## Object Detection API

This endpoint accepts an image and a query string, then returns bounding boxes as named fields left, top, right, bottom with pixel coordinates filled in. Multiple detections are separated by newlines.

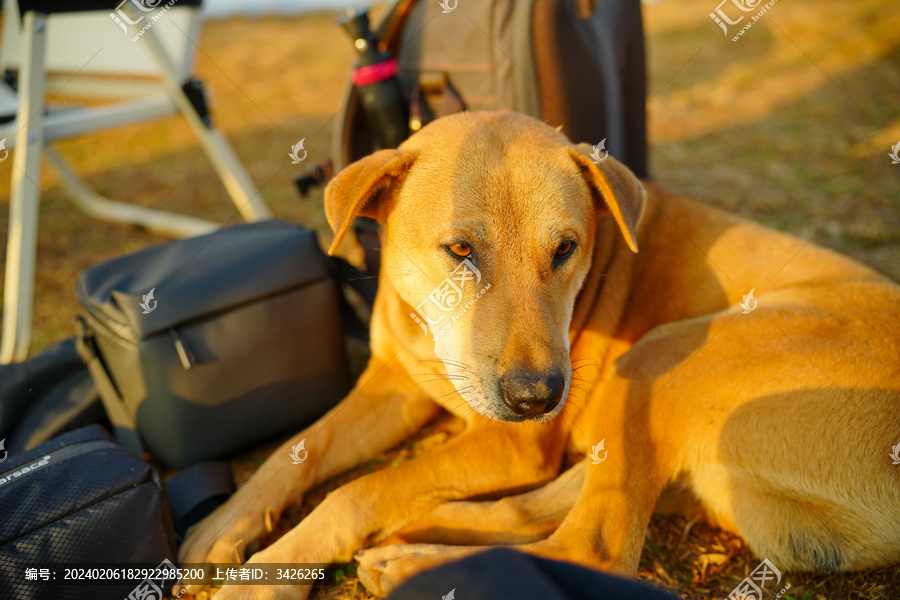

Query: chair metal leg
left=2, top=12, right=48, bottom=363
left=141, top=22, right=272, bottom=223
left=44, top=146, right=220, bottom=239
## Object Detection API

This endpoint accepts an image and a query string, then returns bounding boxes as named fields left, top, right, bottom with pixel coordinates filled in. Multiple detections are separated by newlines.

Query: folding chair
left=0, top=0, right=273, bottom=363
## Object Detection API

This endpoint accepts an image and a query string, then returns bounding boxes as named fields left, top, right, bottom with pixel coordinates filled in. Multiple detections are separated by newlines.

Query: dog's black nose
left=501, top=369, right=565, bottom=419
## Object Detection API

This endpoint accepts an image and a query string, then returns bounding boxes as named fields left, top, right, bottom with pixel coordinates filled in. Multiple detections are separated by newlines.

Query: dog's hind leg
left=390, top=461, right=585, bottom=546
left=724, top=484, right=848, bottom=571
left=703, top=473, right=900, bottom=573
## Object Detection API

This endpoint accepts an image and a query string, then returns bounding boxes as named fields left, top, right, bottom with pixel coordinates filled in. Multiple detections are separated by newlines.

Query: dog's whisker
left=435, top=386, right=473, bottom=402
left=412, top=378, right=464, bottom=389
left=409, top=373, right=466, bottom=381
left=571, top=362, right=593, bottom=372
left=452, top=402, right=472, bottom=415
left=382, top=267, right=412, bottom=275
left=569, top=354, right=595, bottom=363
left=447, top=385, right=473, bottom=396
left=561, top=399, right=585, bottom=423
left=570, top=358, right=602, bottom=370
left=409, top=358, right=477, bottom=376
left=570, top=360, right=600, bottom=367
left=422, top=358, right=475, bottom=371
left=564, top=396, right=583, bottom=411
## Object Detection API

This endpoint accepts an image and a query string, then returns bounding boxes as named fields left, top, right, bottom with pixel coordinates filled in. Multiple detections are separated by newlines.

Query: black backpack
left=335, top=0, right=648, bottom=177
left=317, top=0, right=648, bottom=275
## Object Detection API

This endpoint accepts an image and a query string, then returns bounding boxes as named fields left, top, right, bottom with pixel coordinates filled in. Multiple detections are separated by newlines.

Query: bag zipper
left=0, top=439, right=119, bottom=489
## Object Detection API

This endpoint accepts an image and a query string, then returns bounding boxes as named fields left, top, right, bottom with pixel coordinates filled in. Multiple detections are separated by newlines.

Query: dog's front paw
left=178, top=501, right=259, bottom=565
left=356, top=545, right=420, bottom=597
left=356, top=544, right=481, bottom=597
left=179, top=479, right=288, bottom=565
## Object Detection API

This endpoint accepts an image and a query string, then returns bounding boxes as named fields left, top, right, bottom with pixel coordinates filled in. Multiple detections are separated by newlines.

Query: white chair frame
left=1, top=2, right=272, bottom=363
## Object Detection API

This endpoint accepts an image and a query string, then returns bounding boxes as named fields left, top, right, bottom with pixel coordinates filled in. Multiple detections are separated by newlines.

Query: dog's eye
left=447, top=243, right=472, bottom=258
left=555, top=240, right=575, bottom=259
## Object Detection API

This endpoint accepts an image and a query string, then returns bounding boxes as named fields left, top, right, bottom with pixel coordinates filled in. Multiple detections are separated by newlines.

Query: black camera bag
left=75, top=220, right=358, bottom=469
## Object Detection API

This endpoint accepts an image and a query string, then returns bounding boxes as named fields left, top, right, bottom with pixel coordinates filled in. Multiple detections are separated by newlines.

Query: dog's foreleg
left=391, top=461, right=584, bottom=546
left=207, top=421, right=564, bottom=599
left=233, top=419, right=564, bottom=566
left=354, top=434, right=663, bottom=597
left=178, top=357, right=440, bottom=566
left=517, top=371, right=669, bottom=575
left=353, top=462, right=584, bottom=596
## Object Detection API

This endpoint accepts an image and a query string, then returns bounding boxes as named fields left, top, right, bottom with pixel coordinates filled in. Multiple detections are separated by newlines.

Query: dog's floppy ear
left=324, top=149, right=418, bottom=255
left=569, top=144, right=647, bottom=252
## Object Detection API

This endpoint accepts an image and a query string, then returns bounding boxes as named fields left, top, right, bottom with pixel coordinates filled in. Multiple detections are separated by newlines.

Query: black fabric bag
left=0, top=339, right=235, bottom=544
left=0, top=338, right=104, bottom=454
left=75, top=220, right=354, bottom=468
left=0, top=424, right=176, bottom=600
left=386, top=547, right=679, bottom=600
left=0, top=338, right=100, bottom=444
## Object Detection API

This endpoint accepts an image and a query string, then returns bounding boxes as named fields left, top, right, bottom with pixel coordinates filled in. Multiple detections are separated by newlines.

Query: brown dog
left=180, top=111, right=900, bottom=599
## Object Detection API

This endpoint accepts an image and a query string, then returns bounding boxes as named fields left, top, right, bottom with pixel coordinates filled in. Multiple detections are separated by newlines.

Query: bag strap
left=165, top=461, right=235, bottom=542
left=328, top=256, right=377, bottom=341
left=74, top=316, right=146, bottom=457
left=378, top=0, right=418, bottom=56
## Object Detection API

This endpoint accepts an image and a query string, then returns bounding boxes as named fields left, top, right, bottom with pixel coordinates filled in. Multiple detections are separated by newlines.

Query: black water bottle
left=338, top=7, right=409, bottom=148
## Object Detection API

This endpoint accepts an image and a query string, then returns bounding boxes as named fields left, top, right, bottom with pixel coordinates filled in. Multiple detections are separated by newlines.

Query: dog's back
left=602, top=185, right=900, bottom=571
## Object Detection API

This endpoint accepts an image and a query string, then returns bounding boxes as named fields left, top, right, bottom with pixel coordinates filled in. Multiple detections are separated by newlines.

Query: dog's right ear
left=324, top=149, right=418, bottom=255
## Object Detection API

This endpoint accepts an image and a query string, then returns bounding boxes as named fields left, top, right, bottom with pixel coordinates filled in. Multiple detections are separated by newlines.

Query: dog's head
left=325, top=111, right=645, bottom=422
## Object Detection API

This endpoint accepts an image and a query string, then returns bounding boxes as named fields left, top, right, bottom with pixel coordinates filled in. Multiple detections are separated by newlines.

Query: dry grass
left=1, top=0, right=898, bottom=598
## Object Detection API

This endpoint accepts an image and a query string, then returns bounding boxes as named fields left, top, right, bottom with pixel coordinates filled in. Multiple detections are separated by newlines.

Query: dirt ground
left=1, top=0, right=898, bottom=598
